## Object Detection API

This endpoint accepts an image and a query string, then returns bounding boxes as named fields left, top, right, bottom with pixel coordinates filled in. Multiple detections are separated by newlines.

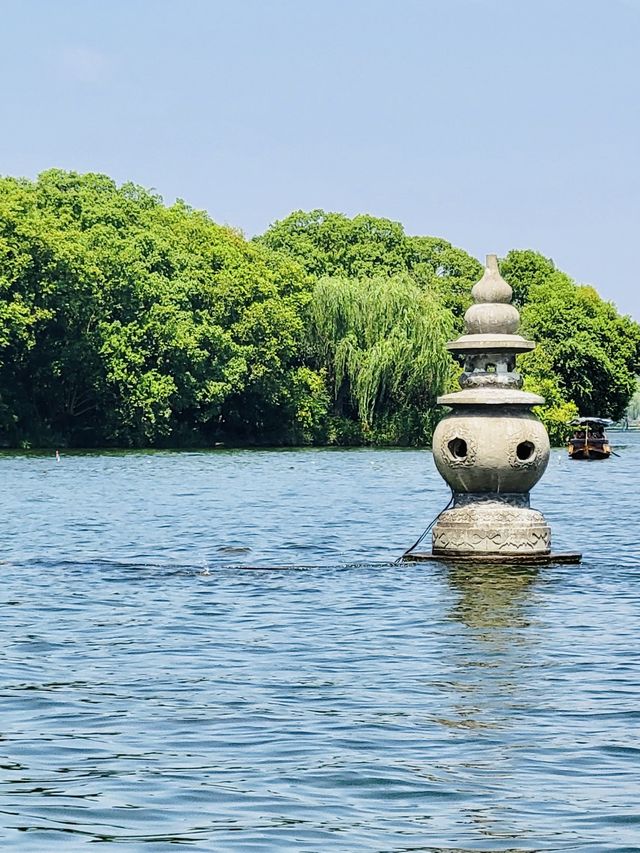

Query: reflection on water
left=446, top=563, right=539, bottom=630
left=0, top=439, right=639, bottom=850
left=441, top=563, right=539, bottom=733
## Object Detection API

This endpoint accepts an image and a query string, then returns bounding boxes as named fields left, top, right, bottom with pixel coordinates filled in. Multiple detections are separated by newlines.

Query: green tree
left=500, top=249, right=556, bottom=307
left=0, top=170, right=321, bottom=447
left=257, top=210, right=481, bottom=323
left=518, top=347, right=579, bottom=444
left=2, top=176, right=637, bottom=449
left=406, top=236, right=482, bottom=324
left=307, top=274, right=454, bottom=444
left=257, top=210, right=409, bottom=279
left=519, top=272, right=640, bottom=422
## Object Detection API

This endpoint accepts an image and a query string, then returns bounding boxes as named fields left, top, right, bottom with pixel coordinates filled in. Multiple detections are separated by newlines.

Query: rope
left=395, top=491, right=454, bottom=563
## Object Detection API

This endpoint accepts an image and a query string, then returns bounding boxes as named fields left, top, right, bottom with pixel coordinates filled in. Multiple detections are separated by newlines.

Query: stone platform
left=402, top=551, right=582, bottom=566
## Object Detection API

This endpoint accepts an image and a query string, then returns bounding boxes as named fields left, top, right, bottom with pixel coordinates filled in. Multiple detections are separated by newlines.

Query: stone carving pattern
left=433, top=527, right=550, bottom=553
left=460, top=372, right=522, bottom=390
left=453, top=493, right=530, bottom=508
left=440, top=426, right=477, bottom=468
left=508, top=443, right=542, bottom=471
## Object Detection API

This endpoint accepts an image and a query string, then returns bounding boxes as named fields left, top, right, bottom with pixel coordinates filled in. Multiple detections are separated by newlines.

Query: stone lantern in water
left=411, top=254, right=580, bottom=564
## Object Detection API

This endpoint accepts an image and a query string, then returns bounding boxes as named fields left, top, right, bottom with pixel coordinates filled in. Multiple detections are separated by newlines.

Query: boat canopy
left=569, top=417, right=614, bottom=427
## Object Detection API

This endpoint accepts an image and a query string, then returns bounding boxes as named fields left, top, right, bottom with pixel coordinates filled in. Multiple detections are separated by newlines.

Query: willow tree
left=308, top=274, right=454, bottom=444
left=626, top=381, right=640, bottom=421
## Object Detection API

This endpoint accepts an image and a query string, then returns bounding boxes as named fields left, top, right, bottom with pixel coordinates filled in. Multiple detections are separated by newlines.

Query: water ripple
left=0, top=442, right=639, bottom=849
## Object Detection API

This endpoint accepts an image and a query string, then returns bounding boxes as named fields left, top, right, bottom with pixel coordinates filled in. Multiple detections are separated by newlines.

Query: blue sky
left=2, top=0, right=638, bottom=317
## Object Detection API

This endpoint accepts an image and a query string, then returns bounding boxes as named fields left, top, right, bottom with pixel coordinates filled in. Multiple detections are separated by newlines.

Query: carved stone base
left=432, top=500, right=551, bottom=557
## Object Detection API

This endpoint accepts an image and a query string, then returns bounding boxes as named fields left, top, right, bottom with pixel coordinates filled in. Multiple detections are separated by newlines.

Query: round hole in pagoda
left=516, top=440, right=535, bottom=461
left=448, top=438, right=468, bottom=459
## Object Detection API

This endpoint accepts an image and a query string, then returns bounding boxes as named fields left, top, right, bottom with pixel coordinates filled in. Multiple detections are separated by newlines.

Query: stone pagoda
left=411, top=254, right=580, bottom=564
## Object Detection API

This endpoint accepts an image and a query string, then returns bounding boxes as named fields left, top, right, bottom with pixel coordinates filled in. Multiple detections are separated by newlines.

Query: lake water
left=0, top=437, right=639, bottom=851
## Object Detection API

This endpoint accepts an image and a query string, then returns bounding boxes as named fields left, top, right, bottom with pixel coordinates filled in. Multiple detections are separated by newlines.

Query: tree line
left=0, top=170, right=638, bottom=448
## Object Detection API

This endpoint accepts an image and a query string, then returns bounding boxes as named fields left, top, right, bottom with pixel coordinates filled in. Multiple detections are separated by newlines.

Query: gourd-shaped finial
left=464, top=254, right=519, bottom=335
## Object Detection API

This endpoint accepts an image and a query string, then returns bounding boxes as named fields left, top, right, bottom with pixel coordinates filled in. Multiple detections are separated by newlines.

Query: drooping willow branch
left=308, top=274, right=453, bottom=426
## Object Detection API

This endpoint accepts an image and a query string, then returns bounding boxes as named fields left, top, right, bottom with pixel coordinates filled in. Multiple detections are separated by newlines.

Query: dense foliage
left=0, top=171, right=320, bottom=446
left=501, top=250, right=640, bottom=433
left=0, top=173, right=638, bottom=448
left=307, top=274, right=453, bottom=444
left=259, top=209, right=482, bottom=323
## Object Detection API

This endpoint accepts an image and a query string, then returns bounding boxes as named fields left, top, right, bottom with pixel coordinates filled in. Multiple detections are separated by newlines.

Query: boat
left=568, top=417, right=614, bottom=460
